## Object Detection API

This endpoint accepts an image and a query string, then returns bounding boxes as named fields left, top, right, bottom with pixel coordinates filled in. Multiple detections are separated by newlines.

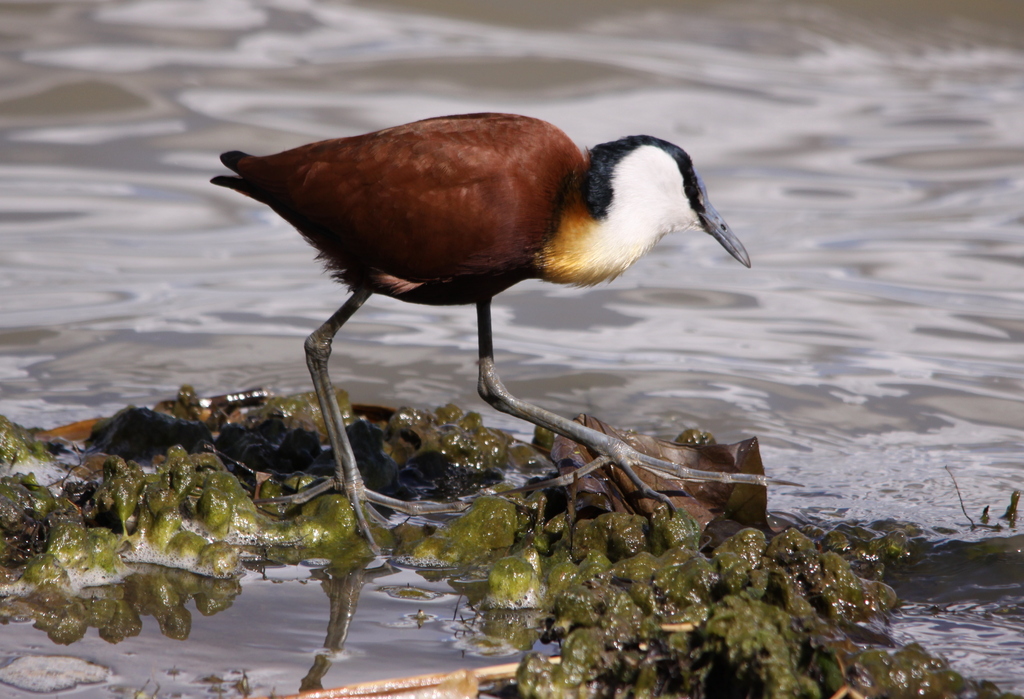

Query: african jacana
left=212, top=113, right=773, bottom=553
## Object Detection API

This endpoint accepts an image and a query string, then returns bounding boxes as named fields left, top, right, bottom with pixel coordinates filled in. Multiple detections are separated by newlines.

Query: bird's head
left=583, top=135, right=751, bottom=269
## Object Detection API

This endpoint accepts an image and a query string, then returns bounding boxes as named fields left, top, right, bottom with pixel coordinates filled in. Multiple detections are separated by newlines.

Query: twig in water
left=945, top=465, right=975, bottom=529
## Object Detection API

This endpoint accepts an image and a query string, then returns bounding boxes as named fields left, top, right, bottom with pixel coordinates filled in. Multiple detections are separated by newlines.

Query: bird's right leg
left=474, top=299, right=796, bottom=504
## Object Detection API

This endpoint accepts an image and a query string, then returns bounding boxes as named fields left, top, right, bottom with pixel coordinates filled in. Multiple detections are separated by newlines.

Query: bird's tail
left=210, top=150, right=254, bottom=194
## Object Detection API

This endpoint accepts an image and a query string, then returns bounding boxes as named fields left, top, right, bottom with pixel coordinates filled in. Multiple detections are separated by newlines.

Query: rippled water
left=2, top=0, right=1023, bottom=695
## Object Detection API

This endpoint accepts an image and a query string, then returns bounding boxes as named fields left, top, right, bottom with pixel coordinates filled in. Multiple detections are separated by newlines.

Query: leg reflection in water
left=299, top=561, right=394, bottom=693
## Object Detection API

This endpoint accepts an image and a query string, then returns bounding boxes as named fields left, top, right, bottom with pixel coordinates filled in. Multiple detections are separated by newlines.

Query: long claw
left=253, top=477, right=337, bottom=506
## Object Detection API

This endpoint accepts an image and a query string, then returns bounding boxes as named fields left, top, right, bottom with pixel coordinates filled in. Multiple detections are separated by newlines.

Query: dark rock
left=215, top=420, right=321, bottom=474
left=399, top=451, right=502, bottom=500
left=214, top=423, right=278, bottom=473
left=90, top=408, right=213, bottom=463
left=346, top=419, right=399, bottom=493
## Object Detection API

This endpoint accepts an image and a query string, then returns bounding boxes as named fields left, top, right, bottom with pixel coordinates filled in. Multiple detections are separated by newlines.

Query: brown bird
left=212, top=113, right=771, bottom=553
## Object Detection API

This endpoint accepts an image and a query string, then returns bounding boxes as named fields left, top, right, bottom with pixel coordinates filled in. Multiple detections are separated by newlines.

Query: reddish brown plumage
left=214, top=113, right=589, bottom=305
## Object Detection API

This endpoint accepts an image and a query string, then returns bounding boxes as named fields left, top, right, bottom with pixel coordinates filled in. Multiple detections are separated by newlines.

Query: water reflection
left=0, top=565, right=241, bottom=646
left=299, top=561, right=381, bottom=692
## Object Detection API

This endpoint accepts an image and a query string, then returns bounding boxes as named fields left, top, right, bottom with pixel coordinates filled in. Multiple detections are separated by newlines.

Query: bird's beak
left=699, top=203, right=751, bottom=268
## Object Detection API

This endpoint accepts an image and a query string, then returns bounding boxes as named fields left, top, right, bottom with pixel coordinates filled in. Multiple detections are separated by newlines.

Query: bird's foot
left=252, top=475, right=381, bottom=553
left=364, top=490, right=471, bottom=516
left=597, top=442, right=679, bottom=510
left=254, top=476, right=338, bottom=506
left=253, top=476, right=469, bottom=555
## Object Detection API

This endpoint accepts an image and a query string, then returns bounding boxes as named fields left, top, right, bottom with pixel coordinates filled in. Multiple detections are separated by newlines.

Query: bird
left=211, top=112, right=773, bottom=554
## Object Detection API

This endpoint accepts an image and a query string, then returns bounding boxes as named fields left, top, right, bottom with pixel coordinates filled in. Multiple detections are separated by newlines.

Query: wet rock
left=216, top=419, right=322, bottom=475
left=214, top=423, right=279, bottom=473
left=344, top=419, right=398, bottom=493
left=398, top=450, right=502, bottom=499
left=90, top=407, right=213, bottom=463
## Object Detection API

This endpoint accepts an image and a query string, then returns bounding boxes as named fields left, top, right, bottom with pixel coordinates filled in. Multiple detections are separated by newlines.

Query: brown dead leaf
left=351, top=404, right=396, bottom=425
left=550, top=414, right=769, bottom=531
left=34, top=418, right=100, bottom=444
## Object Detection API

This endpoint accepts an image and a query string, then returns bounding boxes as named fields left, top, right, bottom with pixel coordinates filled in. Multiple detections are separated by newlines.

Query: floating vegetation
left=0, top=386, right=1022, bottom=698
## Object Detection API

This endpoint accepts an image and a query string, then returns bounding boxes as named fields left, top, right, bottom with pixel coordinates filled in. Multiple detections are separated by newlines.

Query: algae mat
left=0, top=389, right=1021, bottom=698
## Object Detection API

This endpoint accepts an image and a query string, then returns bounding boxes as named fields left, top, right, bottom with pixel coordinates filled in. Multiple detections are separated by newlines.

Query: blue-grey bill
left=700, top=204, right=751, bottom=268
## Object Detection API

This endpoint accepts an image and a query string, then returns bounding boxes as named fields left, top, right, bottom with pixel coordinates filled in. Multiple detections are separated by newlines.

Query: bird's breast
left=539, top=204, right=654, bottom=287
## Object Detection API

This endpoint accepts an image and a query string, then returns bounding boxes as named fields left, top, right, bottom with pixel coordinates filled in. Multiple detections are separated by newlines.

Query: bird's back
left=214, top=114, right=586, bottom=304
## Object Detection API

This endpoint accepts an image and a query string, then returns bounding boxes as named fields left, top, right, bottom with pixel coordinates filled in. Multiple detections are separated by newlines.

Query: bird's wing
left=233, top=114, right=584, bottom=282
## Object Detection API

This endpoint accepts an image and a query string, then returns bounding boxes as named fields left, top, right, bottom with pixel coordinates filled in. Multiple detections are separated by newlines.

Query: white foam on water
left=0, top=655, right=110, bottom=693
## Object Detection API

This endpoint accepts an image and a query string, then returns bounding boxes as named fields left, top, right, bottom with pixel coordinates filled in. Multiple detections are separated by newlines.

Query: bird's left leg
left=301, top=286, right=379, bottom=549
left=259, top=287, right=467, bottom=553
left=474, top=299, right=794, bottom=505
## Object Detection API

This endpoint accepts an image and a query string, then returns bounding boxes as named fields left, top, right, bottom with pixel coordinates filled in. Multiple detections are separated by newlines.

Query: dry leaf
left=551, top=415, right=769, bottom=530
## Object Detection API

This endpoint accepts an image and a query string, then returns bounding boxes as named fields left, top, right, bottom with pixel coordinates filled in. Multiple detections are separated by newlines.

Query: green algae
left=244, top=388, right=355, bottom=435
left=47, top=522, right=121, bottom=576
left=438, top=494, right=989, bottom=697
left=1, top=398, right=1022, bottom=698
left=404, top=495, right=518, bottom=567
left=548, top=517, right=1020, bottom=697
left=1, top=420, right=381, bottom=602
left=464, top=514, right=1014, bottom=699
left=574, top=512, right=649, bottom=562
left=93, top=456, right=144, bottom=532
left=0, top=415, right=51, bottom=467
left=386, top=404, right=510, bottom=474
left=0, top=472, right=61, bottom=523
left=484, top=556, right=543, bottom=609
left=853, top=644, right=964, bottom=699
left=692, top=595, right=827, bottom=699
left=675, top=427, right=716, bottom=446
